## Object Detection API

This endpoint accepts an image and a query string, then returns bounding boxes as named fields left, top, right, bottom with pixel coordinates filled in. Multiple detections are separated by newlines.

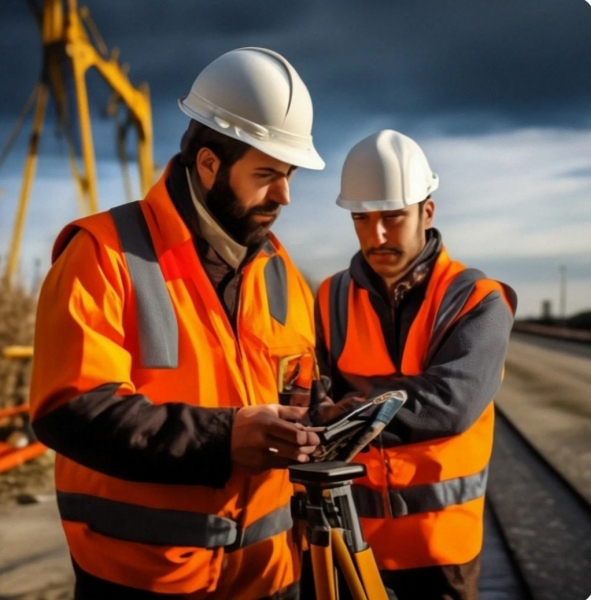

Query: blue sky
left=1, top=0, right=590, bottom=318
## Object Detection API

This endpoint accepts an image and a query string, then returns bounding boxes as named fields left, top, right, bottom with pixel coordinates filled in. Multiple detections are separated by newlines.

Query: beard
left=205, top=167, right=281, bottom=247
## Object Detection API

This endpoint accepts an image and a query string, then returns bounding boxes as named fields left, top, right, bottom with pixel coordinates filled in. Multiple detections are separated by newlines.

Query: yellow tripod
left=290, top=461, right=391, bottom=600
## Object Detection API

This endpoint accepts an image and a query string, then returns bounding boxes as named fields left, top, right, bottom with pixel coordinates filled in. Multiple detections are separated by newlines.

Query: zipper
left=379, top=433, right=393, bottom=519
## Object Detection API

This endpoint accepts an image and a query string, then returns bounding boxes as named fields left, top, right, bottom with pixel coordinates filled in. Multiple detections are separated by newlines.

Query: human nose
left=269, top=177, right=291, bottom=206
left=368, top=219, right=387, bottom=245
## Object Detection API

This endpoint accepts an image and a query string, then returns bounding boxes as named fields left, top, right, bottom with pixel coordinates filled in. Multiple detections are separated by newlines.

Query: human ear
left=423, top=198, right=435, bottom=228
left=196, top=147, right=221, bottom=191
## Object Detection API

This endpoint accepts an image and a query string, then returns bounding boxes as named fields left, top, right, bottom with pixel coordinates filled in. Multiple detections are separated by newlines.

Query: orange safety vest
left=317, top=247, right=515, bottom=570
left=29, top=163, right=317, bottom=598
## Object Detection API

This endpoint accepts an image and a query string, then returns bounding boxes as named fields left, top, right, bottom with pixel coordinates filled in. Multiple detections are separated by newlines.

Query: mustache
left=367, top=246, right=403, bottom=255
left=248, top=202, right=282, bottom=217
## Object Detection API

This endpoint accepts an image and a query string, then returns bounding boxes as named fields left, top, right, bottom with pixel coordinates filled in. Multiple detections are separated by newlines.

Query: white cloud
left=0, top=156, right=141, bottom=280
left=278, top=126, right=591, bottom=318
left=1, top=125, right=590, bottom=319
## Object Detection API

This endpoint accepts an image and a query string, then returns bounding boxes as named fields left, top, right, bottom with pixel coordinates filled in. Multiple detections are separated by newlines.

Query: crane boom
left=3, top=0, right=154, bottom=282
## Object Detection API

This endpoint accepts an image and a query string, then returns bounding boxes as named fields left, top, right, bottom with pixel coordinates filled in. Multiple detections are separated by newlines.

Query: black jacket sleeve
left=364, top=293, right=514, bottom=445
left=31, top=219, right=239, bottom=489
left=33, top=383, right=236, bottom=488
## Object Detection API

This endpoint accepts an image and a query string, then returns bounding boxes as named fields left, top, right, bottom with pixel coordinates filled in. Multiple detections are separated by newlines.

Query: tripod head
left=289, top=461, right=366, bottom=486
left=290, top=461, right=367, bottom=552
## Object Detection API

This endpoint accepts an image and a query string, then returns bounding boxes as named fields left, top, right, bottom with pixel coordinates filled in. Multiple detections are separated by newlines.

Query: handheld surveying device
left=289, top=390, right=406, bottom=600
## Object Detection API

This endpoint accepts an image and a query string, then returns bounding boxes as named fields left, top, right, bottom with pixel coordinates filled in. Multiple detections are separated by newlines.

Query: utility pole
left=559, top=265, right=567, bottom=325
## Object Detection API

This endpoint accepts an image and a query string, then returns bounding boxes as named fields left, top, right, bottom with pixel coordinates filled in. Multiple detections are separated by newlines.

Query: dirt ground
left=0, top=451, right=55, bottom=505
left=495, top=333, right=591, bottom=503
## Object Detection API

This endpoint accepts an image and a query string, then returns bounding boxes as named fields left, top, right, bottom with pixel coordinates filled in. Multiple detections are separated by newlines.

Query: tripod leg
left=332, top=529, right=391, bottom=600
left=311, top=541, right=337, bottom=600
left=331, top=529, right=368, bottom=600
left=354, top=546, right=390, bottom=600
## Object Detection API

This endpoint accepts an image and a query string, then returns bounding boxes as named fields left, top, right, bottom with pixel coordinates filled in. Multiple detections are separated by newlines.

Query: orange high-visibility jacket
left=29, top=162, right=316, bottom=598
left=317, top=246, right=516, bottom=570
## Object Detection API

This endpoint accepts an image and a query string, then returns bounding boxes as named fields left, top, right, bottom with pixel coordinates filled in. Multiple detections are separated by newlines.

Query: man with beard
left=315, top=130, right=516, bottom=600
left=29, top=48, right=324, bottom=600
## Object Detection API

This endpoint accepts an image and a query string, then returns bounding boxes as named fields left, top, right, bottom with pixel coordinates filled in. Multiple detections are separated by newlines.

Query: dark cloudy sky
left=1, top=0, right=590, bottom=317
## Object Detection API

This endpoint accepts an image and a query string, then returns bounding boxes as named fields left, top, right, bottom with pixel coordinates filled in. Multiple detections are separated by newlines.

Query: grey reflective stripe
left=352, top=466, right=488, bottom=518
left=351, top=484, right=386, bottom=518
left=501, top=283, right=518, bottom=313
left=328, top=270, right=351, bottom=364
left=261, top=239, right=275, bottom=255
left=264, top=255, right=288, bottom=325
left=425, top=268, right=484, bottom=364
left=227, top=504, right=293, bottom=553
left=57, top=491, right=237, bottom=548
left=110, top=202, right=178, bottom=369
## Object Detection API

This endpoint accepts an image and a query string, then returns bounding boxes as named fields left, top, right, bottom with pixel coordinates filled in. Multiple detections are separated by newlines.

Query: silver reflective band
left=57, top=491, right=236, bottom=548
left=328, top=269, right=351, bottom=364
left=58, top=492, right=293, bottom=550
left=227, top=504, right=293, bottom=552
left=265, top=254, right=288, bottom=325
left=425, top=268, right=484, bottom=365
left=352, top=467, right=489, bottom=518
left=110, top=202, right=179, bottom=369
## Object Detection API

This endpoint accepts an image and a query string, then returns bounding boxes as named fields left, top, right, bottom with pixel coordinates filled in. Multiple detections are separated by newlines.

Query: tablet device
left=311, top=390, right=407, bottom=463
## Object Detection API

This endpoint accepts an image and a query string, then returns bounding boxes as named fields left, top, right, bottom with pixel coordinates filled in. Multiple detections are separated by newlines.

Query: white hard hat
left=179, top=47, right=325, bottom=170
left=336, top=130, right=438, bottom=212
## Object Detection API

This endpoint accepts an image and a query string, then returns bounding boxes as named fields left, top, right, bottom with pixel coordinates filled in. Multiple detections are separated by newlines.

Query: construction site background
left=0, top=275, right=53, bottom=504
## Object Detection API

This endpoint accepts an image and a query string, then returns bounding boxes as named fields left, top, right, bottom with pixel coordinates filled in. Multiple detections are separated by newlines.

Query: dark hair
left=179, top=120, right=250, bottom=168
left=418, top=197, right=430, bottom=213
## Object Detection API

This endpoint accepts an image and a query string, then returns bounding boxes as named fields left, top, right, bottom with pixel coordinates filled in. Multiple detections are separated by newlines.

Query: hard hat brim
left=336, top=175, right=439, bottom=212
left=179, top=99, right=325, bottom=170
left=336, top=188, right=438, bottom=213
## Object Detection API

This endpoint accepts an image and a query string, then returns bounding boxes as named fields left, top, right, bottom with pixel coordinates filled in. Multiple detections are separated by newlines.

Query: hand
left=231, top=404, right=322, bottom=473
left=308, top=393, right=367, bottom=427
left=278, top=376, right=333, bottom=407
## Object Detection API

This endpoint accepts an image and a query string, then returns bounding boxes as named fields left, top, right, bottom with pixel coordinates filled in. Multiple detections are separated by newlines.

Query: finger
left=276, top=405, right=309, bottom=421
left=266, top=420, right=310, bottom=445
left=297, top=444, right=318, bottom=455
left=303, top=431, right=321, bottom=447
left=265, top=436, right=311, bottom=460
left=295, top=453, right=312, bottom=463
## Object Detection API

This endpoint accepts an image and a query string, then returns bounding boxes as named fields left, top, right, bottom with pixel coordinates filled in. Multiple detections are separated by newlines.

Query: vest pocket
left=268, top=346, right=318, bottom=406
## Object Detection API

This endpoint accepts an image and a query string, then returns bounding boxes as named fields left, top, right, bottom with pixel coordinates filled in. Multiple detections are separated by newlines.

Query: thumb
left=277, top=404, right=309, bottom=422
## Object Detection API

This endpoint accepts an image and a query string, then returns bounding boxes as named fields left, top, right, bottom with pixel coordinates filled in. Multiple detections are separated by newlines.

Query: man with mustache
left=29, top=48, right=324, bottom=600
left=315, top=130, right=516, bottom=600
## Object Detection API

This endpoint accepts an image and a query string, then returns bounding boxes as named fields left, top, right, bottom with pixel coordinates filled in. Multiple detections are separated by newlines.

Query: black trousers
left=300, top=551, right=481, bottom=600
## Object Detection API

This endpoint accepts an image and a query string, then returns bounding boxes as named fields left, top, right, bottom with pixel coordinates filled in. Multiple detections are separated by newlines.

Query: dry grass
left=0, top=275, right=36, bottom=410
left=0, top=273, right=52, bottom=505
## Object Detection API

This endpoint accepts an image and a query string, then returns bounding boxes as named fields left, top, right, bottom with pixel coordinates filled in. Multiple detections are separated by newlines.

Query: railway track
left=485, top=407, right=591, bottom=600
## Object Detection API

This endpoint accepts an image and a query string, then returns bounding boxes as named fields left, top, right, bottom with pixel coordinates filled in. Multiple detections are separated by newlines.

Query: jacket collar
left=185, top=167, right=247, bottom=269
left=142, top=158, right=193, bottom=252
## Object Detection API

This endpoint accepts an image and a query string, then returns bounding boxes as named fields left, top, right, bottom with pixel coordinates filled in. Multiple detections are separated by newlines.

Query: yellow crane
left=1, top=0, right=154, bottom=282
